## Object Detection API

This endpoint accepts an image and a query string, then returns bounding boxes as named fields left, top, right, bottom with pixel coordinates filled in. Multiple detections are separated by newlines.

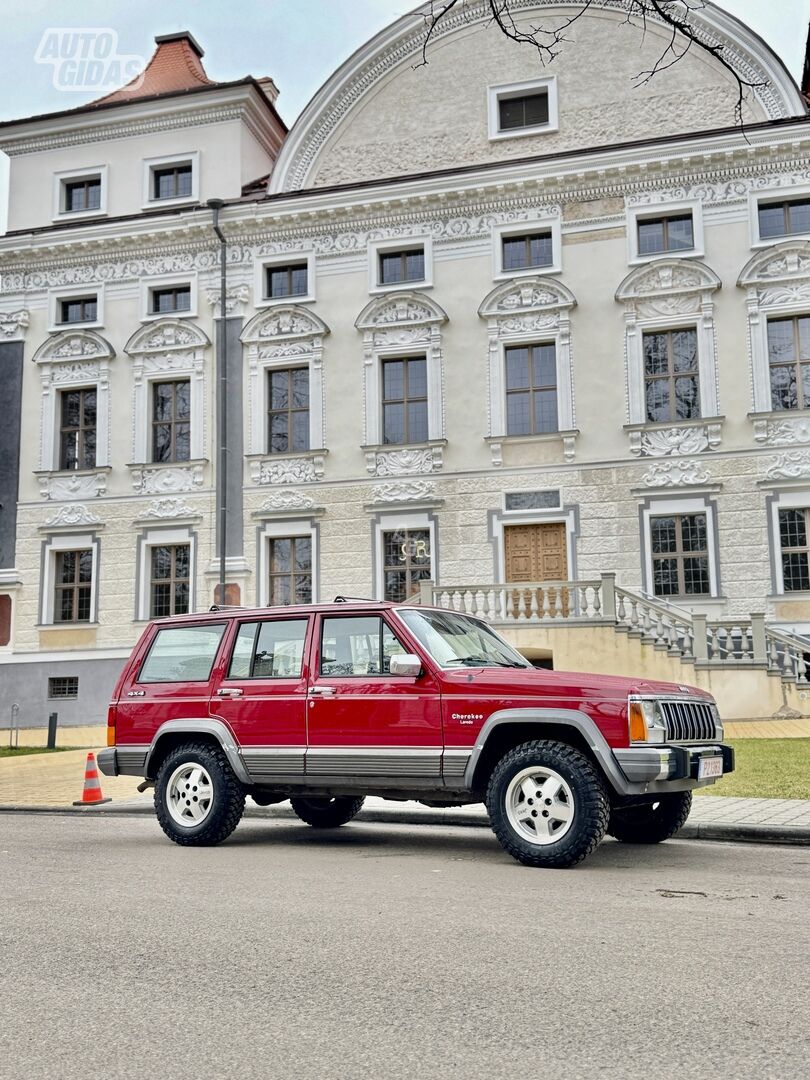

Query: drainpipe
left=207, top=198, right=227, bottom=604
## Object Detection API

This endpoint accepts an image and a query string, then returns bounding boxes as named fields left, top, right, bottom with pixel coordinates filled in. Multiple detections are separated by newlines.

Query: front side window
left=228, top=618, right=309, bottom=679
left=637, top=214, right=694, bottom=256
left=505, top=343, right=557, bottom=435
left=382, top=357, right=428, bottom=445
left=63, top=177, right=101, bottom=213
left=138, top=624, right=225, bottom=683
left=266, top=263, right=308, bottom=299
left=151, top=286, right=191, bottom=315
left=153, top=164, right=192, bottom=200
left=54, top=549, right=93, bottom=623
left=60, top=388, right=97, bottom=471
left=779, top=509, right=810, bottom=592
left=650, top=513, right=710, bottom=598
left=768, top=316, right=810, bottom=411
left=150, top=544, right=190, bottom=618
left=643, top=328, right=700, bottom=422
left=320, top=615, right=407, bottom=677
left=383, top=529, right=432, bottom=602
left=152, top=380, right=190, bottom=463
left=502, top=231, right=552, bottom=272
left=269, top=536, right=312, bottom=606
left=397, top=608, right=529, bottom=668
left=59, top=296, right=97, bottom=324
left=268, top=368, right=309, bottom=453
left=379, top=248, right=425, bottom=286
left=758, top=198, right=810, bottom=240
left=498, top=90, right=549, bottom=131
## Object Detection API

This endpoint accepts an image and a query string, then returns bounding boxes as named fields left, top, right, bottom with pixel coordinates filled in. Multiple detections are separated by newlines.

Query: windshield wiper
left=445, top=657, right=528, bottom=668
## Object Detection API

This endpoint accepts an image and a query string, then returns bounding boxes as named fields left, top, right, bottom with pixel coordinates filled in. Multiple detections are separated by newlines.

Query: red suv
left=99, top=599, right=733, bottom=868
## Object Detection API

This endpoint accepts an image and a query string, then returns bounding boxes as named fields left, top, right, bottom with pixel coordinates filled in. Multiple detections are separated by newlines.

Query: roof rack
left=208, top=604, right=246, bottom=612
left=333, top=595, right=375, bottom=603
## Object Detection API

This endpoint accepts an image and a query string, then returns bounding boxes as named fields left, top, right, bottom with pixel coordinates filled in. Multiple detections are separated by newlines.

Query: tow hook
left=136, top=780, right=155, bottom=793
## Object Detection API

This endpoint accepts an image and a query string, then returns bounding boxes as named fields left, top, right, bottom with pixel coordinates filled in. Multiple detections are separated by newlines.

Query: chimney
left=256, top=76, right=280, bottom=105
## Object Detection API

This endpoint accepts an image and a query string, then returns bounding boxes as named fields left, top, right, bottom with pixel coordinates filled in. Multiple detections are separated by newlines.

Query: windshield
left=397, top=609, right=531, bottom=669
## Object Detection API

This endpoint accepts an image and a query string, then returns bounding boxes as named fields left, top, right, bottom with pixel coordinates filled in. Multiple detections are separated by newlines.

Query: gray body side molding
left=463, top=708, right=630, bottom=795
left=145, top=719, right=251, bottom=785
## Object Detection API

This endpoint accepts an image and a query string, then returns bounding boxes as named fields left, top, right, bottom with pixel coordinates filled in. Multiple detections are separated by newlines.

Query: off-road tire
left=290, top=795, right=366, bottom=828
left=154, top=741, right=245, bottom=846
left=608, top=791, right=692, bottom=844
left=486, top=740, right=609, bottom=869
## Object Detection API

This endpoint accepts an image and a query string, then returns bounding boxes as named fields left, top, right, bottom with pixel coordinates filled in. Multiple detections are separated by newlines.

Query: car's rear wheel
left=154, top=742, right=245, bottom=846
left=290, top=795, right=365, bottom=828
left=485, top=740, right=609, bottom=868
left=608, top=791, right=692, bottom=844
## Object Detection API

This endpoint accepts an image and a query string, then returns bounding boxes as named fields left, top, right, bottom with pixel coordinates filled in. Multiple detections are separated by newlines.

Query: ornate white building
left=1, top=6, right=810, bottom=724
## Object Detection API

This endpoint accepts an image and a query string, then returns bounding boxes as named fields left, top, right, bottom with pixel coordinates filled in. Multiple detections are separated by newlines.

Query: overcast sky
left=0, top=1, right=807, bottom=229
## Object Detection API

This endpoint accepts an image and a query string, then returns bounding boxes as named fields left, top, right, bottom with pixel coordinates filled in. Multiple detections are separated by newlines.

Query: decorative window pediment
left=355, top=291, right=447, bottom=334
left=615, top=259, right=721, bottom=314
left=124, top=318, right=209, bottom=357
left=32, top=328, right=115, bottom=365
left=737, top=240, right=810, bottom=302
left=241, top=305, right=330, bottom=345
left=478, top=277, right=576, bottom=328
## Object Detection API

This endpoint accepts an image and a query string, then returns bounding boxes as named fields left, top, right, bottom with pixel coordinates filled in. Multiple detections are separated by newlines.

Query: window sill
left=626, top=417, right=724, bottom=457
left=37, top=622, right=100, bottom=630
left=486, top=430, right=578, bottom=466
left=52, top=209, right=107, bottom=223
left=488, top=123, right=559, bottom=142
left=141, top=309, right=197, bottom=323
left=363, top=441, right=446, bottom=477
left=368, top=279, right=433, bottom=296
left=254, top=293, right=316, bottom=308
left=127, top=460, right=208, bottom=495
left=627, top=248, right=704, bottom=267
left=493, top=264, right=561, bottom=281
left=141, top=196, right=197, bottom=212
left=247, top=449, right=327, bottom=485
left=49, top=319, right=104, bottom=333
left=750, top=232, right=810, bottom=250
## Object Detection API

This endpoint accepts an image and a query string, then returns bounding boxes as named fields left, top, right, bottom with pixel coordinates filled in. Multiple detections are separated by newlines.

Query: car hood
left=441, top=666, right=712, bottom=703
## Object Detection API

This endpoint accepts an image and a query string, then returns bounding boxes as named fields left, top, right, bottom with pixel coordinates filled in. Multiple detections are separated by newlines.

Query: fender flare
left=145, top=718, right=251, bottom=785
left=463, top=708, right=629, bottom=795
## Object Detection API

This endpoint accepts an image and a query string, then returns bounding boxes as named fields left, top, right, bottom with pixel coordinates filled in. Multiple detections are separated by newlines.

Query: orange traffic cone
left=72, top=752, right=111, bottom=806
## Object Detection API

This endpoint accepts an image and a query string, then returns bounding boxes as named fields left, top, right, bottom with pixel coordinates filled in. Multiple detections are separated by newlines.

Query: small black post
left=47, top=712, right=58, bottom=750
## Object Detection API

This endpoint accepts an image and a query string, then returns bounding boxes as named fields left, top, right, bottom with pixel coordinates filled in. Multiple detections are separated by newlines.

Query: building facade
left=1, top=4, right=810, bottom=725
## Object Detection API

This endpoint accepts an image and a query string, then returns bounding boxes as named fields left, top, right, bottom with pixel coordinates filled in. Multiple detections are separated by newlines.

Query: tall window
left=153, top=165, right=192, bottom=200
left=268, top=537, right=312, bottom=606
left=498, top=91, right=549, bottom=131
left=779, top=509, right=810, bottom=592
left=379, top=248, right=425, bottom=286
left=758, top=198, right=810, bottom=240
left=637, top=214, right=694, bottom=255
left=152, top=380, right=190, bottom=463
left=383, top=528, right=432, bottom=602
left=150, top=544, right=190, bottom=618
left=268, top=368, right=309, bottom=453
left=54, top=549, right=93, bottom=623
left=643, top=328, right=700, bottom=422
left=60, top=389, right=97, bottom=471
left=502, top=231, right=552, bottom=271
left=266, top=263, right=308, bottom=299
left=59, top=296, right=97, bottom=324
left=151, top=286, right=191, bottom=315
left=505, top=343, right=557, bottom=435
left=63, top=178, right=101, bottom=213
left=650, top=514, right=709, bottom=598
left=382, top=357, right=428, bottom=444
left=768, top=316, right=810, bottom=411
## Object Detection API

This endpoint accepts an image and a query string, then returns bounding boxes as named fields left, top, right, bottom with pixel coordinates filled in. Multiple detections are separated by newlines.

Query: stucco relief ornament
left=758, top=251, right=810, bottom=279
left=52, top=336, right=103, bottom=358
left=258, top=311, right=317, bottom=338
left=132, top=466, right=203, bottom=495
left=499, top=313, right=558, bottom=334
left=640, top=427, right=710, bottom=457
left=44, top=504, right=102, bottom=527
left=258, top=458, right=317, bottom=485
left=634, top=264, right=704, bottom=293
left=374, top=449, right=437, bottom=477
left=373, top=480, right=436, bottom=502
left=42, top=473, right=105, bottom=501
left=0, top=309, right=29, bottom=338
left=373, top=299, right=435, bottom=324
left=497, top=286, right=559, bottom=311
left=757, top=283, right=810, bottom=307
left=642, top=461, right=711, bottom=488
left=372, top=327, right=431, bottom=347
left=763, top=418, right=810, bottom=446
left=765, top=451, right=810, bottom=481
left=50, top=361, right=101, bottom=385
left=257, top=490, right=315, bottom=510
left=142, top=325, right=196, bottom=349
left=140, top=497, right=196, bottom=519
left=635, top=295, right=700, bottom=318
left=205, top=283, right=250, bottom=316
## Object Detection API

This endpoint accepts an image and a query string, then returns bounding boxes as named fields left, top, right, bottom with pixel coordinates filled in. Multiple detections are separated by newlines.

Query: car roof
left=149, top=600, right=406, bottom=626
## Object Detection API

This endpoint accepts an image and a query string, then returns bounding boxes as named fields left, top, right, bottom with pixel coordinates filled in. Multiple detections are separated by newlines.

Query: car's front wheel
left=608, top=792, right=692, bottom=844
left=485, top=740, right=609, bottom=868
left=154, top=741, right=245, bottom=846
left=290, top=795, right=365, bottom=828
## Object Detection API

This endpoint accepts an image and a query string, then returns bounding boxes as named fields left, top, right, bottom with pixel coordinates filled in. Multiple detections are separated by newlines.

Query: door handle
left=308, top=686, right=336, bottom=697
left=216, top=688, right=243, bottom=698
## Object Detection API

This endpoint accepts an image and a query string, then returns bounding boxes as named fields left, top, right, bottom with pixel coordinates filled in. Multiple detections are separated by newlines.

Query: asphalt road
left=0, top=815, right=808, bottom=1080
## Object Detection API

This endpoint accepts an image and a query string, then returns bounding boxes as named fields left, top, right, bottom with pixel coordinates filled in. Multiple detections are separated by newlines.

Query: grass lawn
left=695, top=738, right=810, bottom=800
left=0, top=746, right=75, bottom=758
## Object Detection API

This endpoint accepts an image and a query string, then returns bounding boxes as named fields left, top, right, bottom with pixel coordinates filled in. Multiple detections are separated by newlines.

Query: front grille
left=660, top=700, right=717, bottom=742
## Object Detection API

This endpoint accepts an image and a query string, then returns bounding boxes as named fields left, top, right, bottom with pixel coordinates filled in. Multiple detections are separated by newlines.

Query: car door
left=305, top=611, right=443, bottom=780
left=209, top=614, right=312, bottom=782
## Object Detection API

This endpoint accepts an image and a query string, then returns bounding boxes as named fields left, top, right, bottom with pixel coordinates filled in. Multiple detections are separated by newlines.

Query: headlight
left=710, top=703, right=724, bottom=741
left=628, top=697, right=668, bottom=744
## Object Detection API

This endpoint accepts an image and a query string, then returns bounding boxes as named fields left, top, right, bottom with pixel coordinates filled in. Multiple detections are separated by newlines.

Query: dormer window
left=143, top=152, right=199, bottom=208
left=488, top=78, right=558, bottom=140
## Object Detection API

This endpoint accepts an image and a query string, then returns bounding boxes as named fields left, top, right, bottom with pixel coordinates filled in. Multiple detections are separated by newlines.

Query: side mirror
left=389, top=653, right=422, bottom=678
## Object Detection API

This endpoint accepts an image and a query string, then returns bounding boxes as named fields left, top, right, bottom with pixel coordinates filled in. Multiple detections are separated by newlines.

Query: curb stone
left=0, top=801, right=808, bottom=845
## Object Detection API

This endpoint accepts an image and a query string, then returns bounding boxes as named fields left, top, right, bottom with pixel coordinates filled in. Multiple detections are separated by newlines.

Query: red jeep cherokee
left=99, top=599, right=733, bottom=868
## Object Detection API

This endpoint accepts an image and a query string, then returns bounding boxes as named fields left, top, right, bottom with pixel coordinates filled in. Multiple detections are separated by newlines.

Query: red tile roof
left=92, top=32, right=214, bottom=105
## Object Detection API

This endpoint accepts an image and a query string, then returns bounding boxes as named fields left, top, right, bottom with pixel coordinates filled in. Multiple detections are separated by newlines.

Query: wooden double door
left=504, top=523, right=569, bottom=617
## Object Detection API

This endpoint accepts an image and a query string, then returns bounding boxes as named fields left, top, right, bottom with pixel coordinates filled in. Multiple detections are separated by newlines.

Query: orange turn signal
left=628, top=702, right=648, bottom=742
left=106, top=724, right=116, bottom=747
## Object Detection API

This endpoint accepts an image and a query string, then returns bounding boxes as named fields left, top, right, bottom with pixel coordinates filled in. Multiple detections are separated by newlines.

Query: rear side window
left=138, top=623, right=226, bottom=683
left=228, top=619, right=309, bottom=679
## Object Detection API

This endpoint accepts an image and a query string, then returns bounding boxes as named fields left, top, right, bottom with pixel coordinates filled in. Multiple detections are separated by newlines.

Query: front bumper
left=613, top=743, right=734, bottom=786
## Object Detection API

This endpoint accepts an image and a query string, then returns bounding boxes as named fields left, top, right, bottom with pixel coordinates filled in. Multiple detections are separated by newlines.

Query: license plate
left=698, top=755, right=723, bottom=780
